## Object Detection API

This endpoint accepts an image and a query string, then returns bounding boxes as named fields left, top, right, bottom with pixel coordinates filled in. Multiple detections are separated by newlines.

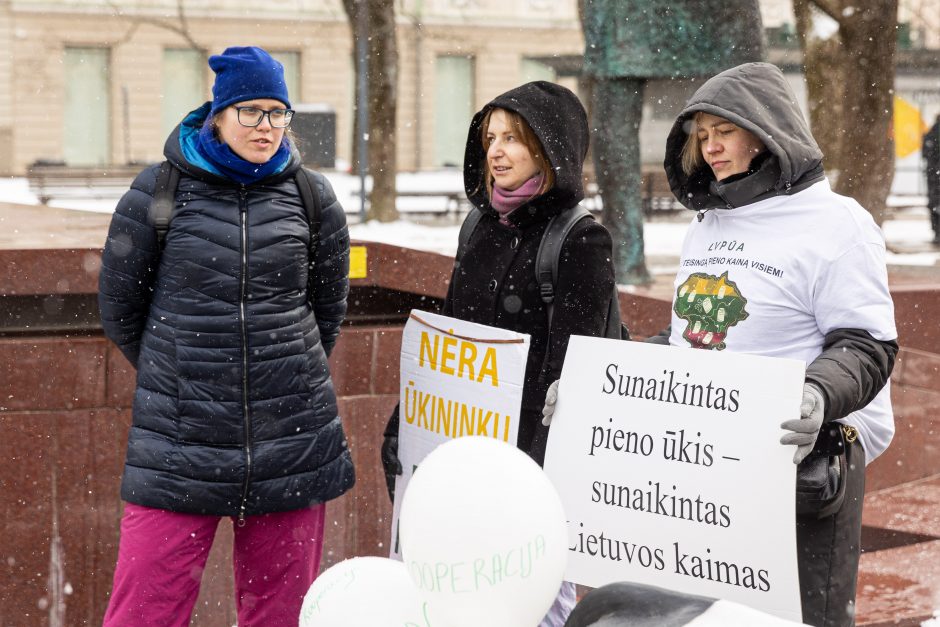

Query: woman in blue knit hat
left=98, top=45, right=354, bottom=625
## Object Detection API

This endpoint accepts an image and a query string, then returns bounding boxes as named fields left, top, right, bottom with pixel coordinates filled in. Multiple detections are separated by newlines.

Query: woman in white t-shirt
left=653, top=62, right=897, bottom=627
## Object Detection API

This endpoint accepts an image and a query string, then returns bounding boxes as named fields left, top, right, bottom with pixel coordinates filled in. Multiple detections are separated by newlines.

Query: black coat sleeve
left=546, top=219, right=616, bottom=380
left=804, top=328, right=898, bottom=422
left=308, top=171, right=349, bottom=357
left=925, top=122, right=940, bottom=207
left=644, top=325, right=672, bottom=345
left=97, top=165, right=162, bottom=369
left=923, top=123, right=939, bottom=172
left=440, top=260, right=458, bottom=317
left=384, top=403, right=400, bottom=438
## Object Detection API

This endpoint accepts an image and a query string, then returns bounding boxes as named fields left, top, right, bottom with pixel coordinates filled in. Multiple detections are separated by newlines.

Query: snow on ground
left=3, top=173, right=938, bottom=271
left=346, top=213, right=940, bottom=275
left=0, top=177, right=40, bottom=206
left=346, top=217, right=692, bottom=266
left=348, top=219, right=461, bottom=256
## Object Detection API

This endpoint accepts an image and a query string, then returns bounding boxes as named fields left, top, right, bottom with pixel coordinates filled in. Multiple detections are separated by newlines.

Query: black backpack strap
left=535, top=206, right=593, bottom=384
left=295, top=168, right=322, bottom=255
left=535, top=206, right=593, bottom=322
left=456, top=207, right=484, bottom=263
left=607, top=285, right=630, bottom=340
left=451, top=208, right=485, bottom=305
left=150, top=161, right=180, bottom=250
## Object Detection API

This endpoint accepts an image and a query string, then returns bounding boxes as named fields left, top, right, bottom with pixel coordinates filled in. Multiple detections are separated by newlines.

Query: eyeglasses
left=233, top=106, right=295, bottom=128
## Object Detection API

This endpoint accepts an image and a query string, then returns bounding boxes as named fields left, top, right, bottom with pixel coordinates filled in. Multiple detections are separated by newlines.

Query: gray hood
left=664, top=62, right=824, bottom=210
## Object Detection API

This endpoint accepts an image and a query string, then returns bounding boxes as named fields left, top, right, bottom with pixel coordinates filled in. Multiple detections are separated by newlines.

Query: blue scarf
left=196, top=120, right=291, bottom=185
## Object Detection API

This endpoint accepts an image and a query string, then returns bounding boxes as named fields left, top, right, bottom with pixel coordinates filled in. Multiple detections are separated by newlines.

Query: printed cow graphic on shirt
left=674, top=272, right=749, bottom=350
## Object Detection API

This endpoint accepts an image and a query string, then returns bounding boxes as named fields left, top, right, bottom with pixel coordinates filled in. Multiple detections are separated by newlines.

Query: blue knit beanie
left=208, top=46, right=291, bottom=115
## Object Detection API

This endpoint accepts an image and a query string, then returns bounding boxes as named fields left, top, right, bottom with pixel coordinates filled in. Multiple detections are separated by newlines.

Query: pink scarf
left=491, top=175, right=544, bottom=225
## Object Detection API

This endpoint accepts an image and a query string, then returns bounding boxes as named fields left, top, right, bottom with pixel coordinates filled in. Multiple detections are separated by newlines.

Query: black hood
left=664, top=62, right=824, bottom=210
left=463, top=81, right=589, bottom=221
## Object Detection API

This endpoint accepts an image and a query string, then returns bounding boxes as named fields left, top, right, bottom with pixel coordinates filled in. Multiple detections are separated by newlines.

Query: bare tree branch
left=809, top=0, right=844, bottom=25
left=115, top=21, right=142, bottom=46
left=107, top=0, right=203, bottom=51
left=899, top=0, right=940, bottom=44
left=174, top=0, right=199, bottom=50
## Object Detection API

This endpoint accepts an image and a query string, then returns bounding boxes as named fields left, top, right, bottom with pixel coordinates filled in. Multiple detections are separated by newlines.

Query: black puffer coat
left=98, top=107, right=354, bottom=517
left=447, top=81, right=615, bottom=464
left=925, top=119, right=940, bottom=211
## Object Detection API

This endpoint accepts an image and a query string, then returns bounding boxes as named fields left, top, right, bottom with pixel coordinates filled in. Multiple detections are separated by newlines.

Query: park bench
left=346, top=169, right=472, bottom=221
left=393, top=189, right=471, bottom=216
left=583, top=168, right=685, bottom=216
left=27, top=162, right=144, bottom=205
left=374, top=167, right=683, bottom=220
left=25, top=162, right=684, bottom=218
left=641, top=168, right=685, bottom=214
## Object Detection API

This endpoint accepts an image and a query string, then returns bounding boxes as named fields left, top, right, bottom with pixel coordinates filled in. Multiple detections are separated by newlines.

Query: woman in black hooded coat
left=447, top=81, right=615, bottom=463
left=384, top=81, right=614, bottom=466
left=383, top=80, right=615, bottom=627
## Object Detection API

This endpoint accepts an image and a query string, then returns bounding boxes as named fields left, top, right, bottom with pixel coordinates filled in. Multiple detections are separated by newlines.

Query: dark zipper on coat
left=237, top=186, right=252, bottom=524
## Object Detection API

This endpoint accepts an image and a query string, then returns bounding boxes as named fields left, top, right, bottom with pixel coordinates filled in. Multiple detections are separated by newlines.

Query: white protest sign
left=389, top=310, right=530, bottom=559
left=543, top=337, right=804, bottom=623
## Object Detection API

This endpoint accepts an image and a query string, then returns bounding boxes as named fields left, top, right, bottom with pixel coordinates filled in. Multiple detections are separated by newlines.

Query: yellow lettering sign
left=402, top=380, right=511, bottom=442
left=417, top=331, right=499, bottom=387
left=479, top=348, right=499, bottom=387
left=458, top=341, right=477, bottom=380
left=440, top=336, right=457, bottom=375
left=419, top=332, right=440, bottom=369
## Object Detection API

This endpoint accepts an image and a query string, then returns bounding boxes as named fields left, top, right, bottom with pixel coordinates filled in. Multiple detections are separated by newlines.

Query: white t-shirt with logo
left=667, top=180, right=897, bottom=463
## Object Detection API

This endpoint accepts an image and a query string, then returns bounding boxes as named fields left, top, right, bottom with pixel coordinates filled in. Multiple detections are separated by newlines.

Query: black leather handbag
left=796, top=424, right=856, bottom=519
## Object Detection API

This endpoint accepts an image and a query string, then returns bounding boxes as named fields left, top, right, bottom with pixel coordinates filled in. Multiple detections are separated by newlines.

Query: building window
left=270, top=51, right=300, bottom=103
left=64, top=47, right=110, bottom=166
left=520, top=58, right=556, bottom=84
left=434, top=55, right=474, bottom=168
left=162, top=48, right=206, bottom=140
left=896, top=22, right=913, bottom=50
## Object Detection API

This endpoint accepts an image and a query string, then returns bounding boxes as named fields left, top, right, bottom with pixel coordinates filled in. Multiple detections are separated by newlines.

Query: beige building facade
left=0, top=0, right=585, bottom=175
left=1, top=0, right=937, bottom=176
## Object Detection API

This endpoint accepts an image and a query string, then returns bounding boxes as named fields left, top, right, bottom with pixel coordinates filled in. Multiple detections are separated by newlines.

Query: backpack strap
left=607, top=285, right=630, bottom=340
left=449, top=207, right=485, bottom=303
left=535, top=206, right=593, bottom=384
left=535, top=206, right=593, bottom=326
left=456, top=207, right=484, bottom=263
left=295, top=168, right=322, bottom=254
left=150, top=161, right=180, bottom=250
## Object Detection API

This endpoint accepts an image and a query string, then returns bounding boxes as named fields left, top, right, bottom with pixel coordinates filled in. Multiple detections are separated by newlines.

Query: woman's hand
left=780, top=383, right=825, bottom=464
left=541, top=379, right=560, bottom=426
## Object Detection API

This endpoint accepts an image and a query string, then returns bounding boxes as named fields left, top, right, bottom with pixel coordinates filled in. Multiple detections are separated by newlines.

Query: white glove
left=541, top=379, right=559, bottom=426
left=780, top=383, right=825, bottom=464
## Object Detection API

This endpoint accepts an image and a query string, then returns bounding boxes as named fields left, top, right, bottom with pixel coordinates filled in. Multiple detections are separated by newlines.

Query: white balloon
left=565, top=582, right=807, bottom=627
left=299, top=556, right=431, bottom=627
left=399, top=436, right=568, bottom=627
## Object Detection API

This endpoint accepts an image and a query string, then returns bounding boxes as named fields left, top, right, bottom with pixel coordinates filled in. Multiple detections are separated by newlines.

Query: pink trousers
left=103, top=502, right=326, bottom=627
